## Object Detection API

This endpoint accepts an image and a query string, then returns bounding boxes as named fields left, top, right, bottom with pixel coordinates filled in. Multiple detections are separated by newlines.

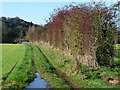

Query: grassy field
left=37, top=43, right=120, bottom=88
left=1, top=44, right=35, bottom=88
left=2, top=44, right=26, bottom=81
left=1, top=43, right=120, bottom=88
left=1, top=44, right=71, bottom=88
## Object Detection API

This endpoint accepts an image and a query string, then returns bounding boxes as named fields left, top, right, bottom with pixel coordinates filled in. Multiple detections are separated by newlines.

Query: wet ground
left=26, top=72, right=50, bottom=88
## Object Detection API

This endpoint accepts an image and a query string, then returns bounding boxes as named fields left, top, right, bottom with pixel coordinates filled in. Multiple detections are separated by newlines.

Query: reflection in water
left=27, top=72, right=50, bottom=88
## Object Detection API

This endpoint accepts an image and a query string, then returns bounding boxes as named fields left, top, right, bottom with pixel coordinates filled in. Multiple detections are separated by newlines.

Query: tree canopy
left=1, top=17, right=39, bottom=43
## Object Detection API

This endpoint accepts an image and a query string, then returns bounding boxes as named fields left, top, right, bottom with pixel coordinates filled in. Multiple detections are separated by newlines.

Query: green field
left=2, top=44, right=26, bottom=80
left=1, top=44, right=71, bottom=88
left=1, top=44, right=35, bottom=88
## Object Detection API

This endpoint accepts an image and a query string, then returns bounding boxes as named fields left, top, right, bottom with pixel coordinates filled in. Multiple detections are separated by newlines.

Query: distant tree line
left=26, top=2, right=120, bottom=68
left=1, top=17, right=38, bottom=43
left=25, top=24, right=47, bottom=43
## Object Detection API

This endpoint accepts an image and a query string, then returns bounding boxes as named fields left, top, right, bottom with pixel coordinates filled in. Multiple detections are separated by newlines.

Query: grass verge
left=37, top=43, right=120, bottom=88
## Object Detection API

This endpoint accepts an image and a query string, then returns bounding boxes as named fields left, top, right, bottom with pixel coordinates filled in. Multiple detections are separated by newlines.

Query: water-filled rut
left=27, top=72, right=50, bottom=88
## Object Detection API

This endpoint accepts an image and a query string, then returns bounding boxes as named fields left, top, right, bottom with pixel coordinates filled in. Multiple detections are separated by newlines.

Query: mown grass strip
left=2, top=44, right=26, bottom=79
left=31, top=44, right=71, bottom=88
left=3, top=44, right=36, bottom=88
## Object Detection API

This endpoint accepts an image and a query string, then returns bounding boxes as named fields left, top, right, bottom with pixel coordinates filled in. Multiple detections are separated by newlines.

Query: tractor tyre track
left=36, top=46, right=79, bottom=88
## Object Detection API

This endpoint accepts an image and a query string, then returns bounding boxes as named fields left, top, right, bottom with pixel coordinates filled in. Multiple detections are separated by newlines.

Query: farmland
left=1, top=44, right=72, bottom=88
left=1, top=1, right=120, bottom=89
left=2, top=44, right=26, bottom=80
left=1, top=44, right=120, bottom=88
left=1, top=44, right=35, bottom=88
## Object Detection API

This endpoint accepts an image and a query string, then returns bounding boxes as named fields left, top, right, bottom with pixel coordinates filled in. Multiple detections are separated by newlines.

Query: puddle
left=26, top=72, right=50, bottom=88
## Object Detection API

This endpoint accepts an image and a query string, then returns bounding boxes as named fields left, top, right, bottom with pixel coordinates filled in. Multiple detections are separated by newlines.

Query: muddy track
left=31, top=45, right=51, bottom=88
left=36, top=46, right=79, bottom=88
left=2, top=60, right=19, bottom=85
left=30, top=45, right=37, bottom=72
